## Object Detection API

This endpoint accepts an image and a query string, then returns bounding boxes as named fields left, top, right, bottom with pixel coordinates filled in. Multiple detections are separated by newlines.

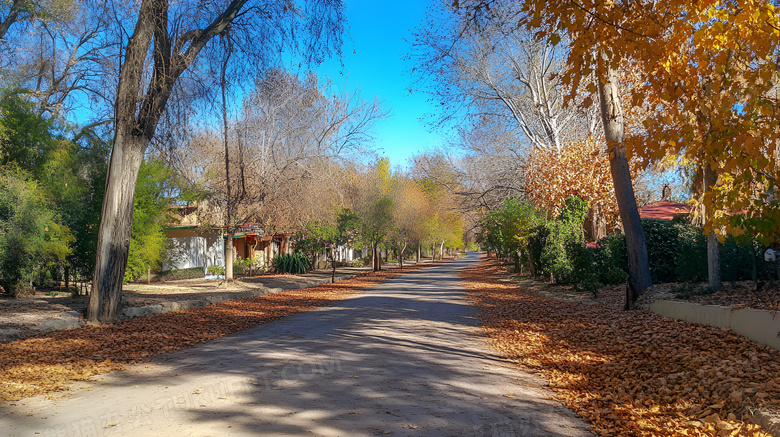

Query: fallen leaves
left=0, top=261, right=452, bottom=402
left=462, top=260, right=780, bottom=437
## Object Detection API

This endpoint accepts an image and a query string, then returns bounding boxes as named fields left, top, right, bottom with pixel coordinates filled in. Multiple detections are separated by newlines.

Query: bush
left=570, top=243, right=600, bottom=296
left=569, top=237, right=629, bottom=296
left=529, top=220, right=582, bottom=283
left=594, top=234, right=629, bottom=284
left=720, top=237, right=767, bottom=283
left=673, top=227, right=707, bottom=282
left=273, top=253, right=311, bottom=274
left=351, top=256, right=371, bottom=267
left=206, top=265, right=225, bottom=276
left=233, top=257, right=252, bottom=274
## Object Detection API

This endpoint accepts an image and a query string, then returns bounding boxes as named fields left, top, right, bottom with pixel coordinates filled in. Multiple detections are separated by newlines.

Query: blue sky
left=309, top=0, right=447, bottom=169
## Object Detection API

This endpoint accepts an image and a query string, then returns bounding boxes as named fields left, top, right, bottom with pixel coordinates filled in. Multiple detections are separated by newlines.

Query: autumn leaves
left=463, top=260, right=780, bottom=436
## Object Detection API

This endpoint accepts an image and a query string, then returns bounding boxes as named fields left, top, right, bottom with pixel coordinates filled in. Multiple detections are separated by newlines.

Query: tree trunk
left=528, top=248, right=535, bottom=276
left=439, top=240, right=445, bottom=260
left=331, top=254, right=336, bottom=283
left=416, top=242, right=421, bottom=264
left=399, top=242, right=406, bottom=269
left=225, top=233, right=235, bottom=280
left=597, top=65, right=652, bottom=307
left=87, top=134, right=146, bottom=323
left=703, top=161, right=722, bottom=290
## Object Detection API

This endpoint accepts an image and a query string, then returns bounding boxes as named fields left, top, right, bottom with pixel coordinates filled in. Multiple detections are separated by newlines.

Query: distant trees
left=172, top=69, right=384, bottom=281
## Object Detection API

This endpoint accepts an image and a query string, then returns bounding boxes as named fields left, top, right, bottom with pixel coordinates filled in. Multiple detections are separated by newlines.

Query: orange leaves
left=525, top=137, right=639, bottom=225
left=462, top=260, right=779, bottom=436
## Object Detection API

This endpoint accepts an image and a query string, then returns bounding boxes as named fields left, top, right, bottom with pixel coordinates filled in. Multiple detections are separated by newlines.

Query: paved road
left=0, top=252, right=592, bottom=437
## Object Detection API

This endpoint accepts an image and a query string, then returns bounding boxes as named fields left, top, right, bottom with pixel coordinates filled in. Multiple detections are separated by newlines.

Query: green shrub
left=594, top=234, right=629, bottom=284
left=274, top=253, right=311, bottom=274
left=642, top=219, right=682, bottom=283
left=529, top=220, right=582, bottom=283
left=570, top=243, right=600, bottom=296
left=233, top=257, right=252, bottom=274
left=720, top=237, right=768, bottom=283
left=673, top=228, right=707, bottom=282
left=206, top=265, right=225, bottom=276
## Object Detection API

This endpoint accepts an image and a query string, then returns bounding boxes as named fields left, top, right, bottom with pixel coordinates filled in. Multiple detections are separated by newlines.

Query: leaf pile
left=462, top=261, right=780, bottom=436
left=0, top=261, right=451, bottom=402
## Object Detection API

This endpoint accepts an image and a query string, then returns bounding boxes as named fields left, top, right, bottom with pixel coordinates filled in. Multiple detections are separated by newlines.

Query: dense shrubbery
left=273, top=253, right=311, bottom=274
left=559, top=219, right=767, bottom=292
left=483, top=194, right=772, bottom=294
left=528, top=197, right=588, bottom=284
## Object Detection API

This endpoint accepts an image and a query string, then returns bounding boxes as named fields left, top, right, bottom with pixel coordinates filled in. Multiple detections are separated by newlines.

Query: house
left=163, top=205, right=300, bottom=273
left=164, top=224, right=225, bottom=272
left=232, top=227, right=293, bottom=269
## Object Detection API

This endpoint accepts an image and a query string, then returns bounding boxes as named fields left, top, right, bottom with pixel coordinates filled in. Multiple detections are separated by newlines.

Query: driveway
left=0, top=252, right=591, bottom=436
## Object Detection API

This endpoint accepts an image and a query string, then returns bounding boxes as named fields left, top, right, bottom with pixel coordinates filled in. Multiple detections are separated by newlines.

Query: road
left=0, top=252, right=591, bottom=437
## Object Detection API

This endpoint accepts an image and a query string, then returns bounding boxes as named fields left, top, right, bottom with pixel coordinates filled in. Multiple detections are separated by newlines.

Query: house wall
left=164, top=229, right=224, bottom=272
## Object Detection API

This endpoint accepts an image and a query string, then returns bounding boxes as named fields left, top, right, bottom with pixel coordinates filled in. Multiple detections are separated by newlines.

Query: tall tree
left=0, top=0, right=75, bottom=42
left=88, top=0, right=346, bottom=323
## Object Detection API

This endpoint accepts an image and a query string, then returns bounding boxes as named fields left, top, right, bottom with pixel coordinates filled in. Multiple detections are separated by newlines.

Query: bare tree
left=411, top=0, right=597, bottom=153
left=88, top=0, right=346, bottom=323
left=168, top=69, right=385, bottom=279
left=0, top=0, right=76, bottom=43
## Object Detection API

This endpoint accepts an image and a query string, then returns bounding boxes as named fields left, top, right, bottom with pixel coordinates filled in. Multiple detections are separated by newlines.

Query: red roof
left=639, top=200, right=691, bottom=221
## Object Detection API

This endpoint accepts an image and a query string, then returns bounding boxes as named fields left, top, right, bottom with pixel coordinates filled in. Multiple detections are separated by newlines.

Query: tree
left=293, top=221, right=337, bottom=273
left=0, top=90, right=58, bottom=178
left=525, top=136, right=642, bottom=239
left=88, top=0, right=346, bottom=323
left=0, top=0, right=75, bottom=42
left=1, top=1, right=113, bottom=119
left=411, top=1, right=596, bottom=152
left=359, top=197, right=394, bottom=272
left=510, top=0, right=780, bottom=300
left=449, top=0, right=658, bottom=300
left=0, top=165, right=73, bottom=295
left=479, top=197, right=546, bottom=273
left=124, top=159, right=176, bottom=283
left=389, top=177, right=429, bottom=268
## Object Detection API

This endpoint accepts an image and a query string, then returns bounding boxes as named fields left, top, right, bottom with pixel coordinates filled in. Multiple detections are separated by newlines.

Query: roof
left=639, top=200, right=691, bottom=221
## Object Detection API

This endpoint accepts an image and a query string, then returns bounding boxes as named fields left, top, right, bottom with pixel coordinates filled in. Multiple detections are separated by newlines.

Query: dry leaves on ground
left=462, top=260, right=780, bottom=437
left=0, top=261, right=451, bottom=402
